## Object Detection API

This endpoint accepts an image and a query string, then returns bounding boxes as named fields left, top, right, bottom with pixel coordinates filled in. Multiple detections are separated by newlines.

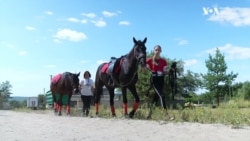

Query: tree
left=9, top=100, right=21, bottom=109
left=202, top=48, right=238, bottom=106
left=38, top=94, right=46, bottom=109
left=136, top=49, right=204, bottom=108
left=178, top=70, right=203, bottom=95
left=0, top=81, right=12, bottom=108
left=136, top=50, right=185, bottom=101
left=237, top=81, right=250, bottom=100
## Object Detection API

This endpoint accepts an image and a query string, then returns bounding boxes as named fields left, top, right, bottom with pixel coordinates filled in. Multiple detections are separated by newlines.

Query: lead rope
left=147, top=73, right=164, bottom=108
left=145, top=67, right=174, bottom=120
left=112, top=57, right=139, bottom=87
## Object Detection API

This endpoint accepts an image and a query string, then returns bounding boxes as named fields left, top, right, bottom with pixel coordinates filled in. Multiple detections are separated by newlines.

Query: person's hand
left=163, top=71, right=169, bottom=75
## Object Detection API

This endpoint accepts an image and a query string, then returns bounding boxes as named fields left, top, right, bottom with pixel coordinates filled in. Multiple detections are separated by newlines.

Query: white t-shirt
left=80, top=78, right=94, bottom=96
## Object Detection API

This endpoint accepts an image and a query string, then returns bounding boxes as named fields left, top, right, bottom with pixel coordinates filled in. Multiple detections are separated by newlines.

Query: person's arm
left=141, top=58, right=151, bottom=72
left=163, top=59, right=168, bottom=75
left=80, top=80, right=84, bottom=89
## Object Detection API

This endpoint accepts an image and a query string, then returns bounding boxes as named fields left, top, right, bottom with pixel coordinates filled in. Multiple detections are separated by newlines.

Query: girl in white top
left=80, top=71, right=94, bottom=116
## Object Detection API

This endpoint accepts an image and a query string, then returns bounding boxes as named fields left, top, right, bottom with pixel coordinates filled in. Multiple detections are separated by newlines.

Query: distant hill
left=9, top=96, right=28, bottom=102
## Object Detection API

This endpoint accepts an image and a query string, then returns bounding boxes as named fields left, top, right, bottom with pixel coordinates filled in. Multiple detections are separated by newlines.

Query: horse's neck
left=123, top=49, right=138, bottom=73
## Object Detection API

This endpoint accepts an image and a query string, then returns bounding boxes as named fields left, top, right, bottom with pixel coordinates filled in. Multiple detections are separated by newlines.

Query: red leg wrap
left=66, top=106, right=70, bottom=114
left=123, top=103, right=128, bottom=114
left=133, top=102, right=139, bottom=111
left=54, top=102, right=58, bottom=110
left=111, top=105, right=115, bottom=115
left=95, top=103, right=99, bottom=113
left=58, top=105, right=62, bottom=112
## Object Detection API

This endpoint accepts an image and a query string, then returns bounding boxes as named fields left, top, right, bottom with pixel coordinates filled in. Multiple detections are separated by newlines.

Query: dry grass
left=14, top=99, right=250, bottom=127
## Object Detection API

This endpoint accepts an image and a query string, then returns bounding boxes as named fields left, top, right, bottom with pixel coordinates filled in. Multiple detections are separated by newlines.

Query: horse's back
left=50, top=72, right=74, bottom=94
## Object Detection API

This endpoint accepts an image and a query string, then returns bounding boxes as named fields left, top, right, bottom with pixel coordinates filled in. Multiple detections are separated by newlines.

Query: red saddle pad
left=51, top=73, right=62, bottom=84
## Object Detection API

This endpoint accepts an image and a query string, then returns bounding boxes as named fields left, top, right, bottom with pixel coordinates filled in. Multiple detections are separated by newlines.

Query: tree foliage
left=38, top=94, right=46, bottom=109
left=0, top=81, right=12, bottom=102
left=178, top=70, right=203, bottom=95
left=9, top=100, right=21, bottom=109
left=136, top=50, right=202, bottom=105
left=202, top=48, right=238, bottom=105
left=237, top=81, right=250, bottom=100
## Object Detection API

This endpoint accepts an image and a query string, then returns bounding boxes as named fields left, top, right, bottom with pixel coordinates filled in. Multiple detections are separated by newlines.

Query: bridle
left=71, top=74, right=79, bottom=93
left=134, top=43, right=146, bottom=67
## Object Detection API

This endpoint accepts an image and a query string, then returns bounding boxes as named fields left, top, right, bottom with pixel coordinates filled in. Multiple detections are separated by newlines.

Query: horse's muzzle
left=138, top=56, right=146, bottom=67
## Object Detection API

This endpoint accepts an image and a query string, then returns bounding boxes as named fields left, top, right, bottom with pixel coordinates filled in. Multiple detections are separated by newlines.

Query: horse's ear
left=143, top=37, right=147, bottom=44
left=133, top=37, right=137, bottom=44
left=77, top=72, right=80, bottom=77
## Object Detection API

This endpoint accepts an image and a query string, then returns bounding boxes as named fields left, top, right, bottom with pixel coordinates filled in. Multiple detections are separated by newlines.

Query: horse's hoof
left=146, top=115, right=151, bottom=120
left=112, top=114, right=116, bottom=118
left=124, top=114, right=129, bottom=119
left=58, top=112, right=62, bottom=116
left=81, top=113, right=85, bottom=117
left=129, top=111, right=135, bottom=118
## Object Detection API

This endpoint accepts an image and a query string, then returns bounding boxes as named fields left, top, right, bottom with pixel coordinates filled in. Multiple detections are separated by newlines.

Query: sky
left=1, top=0, right=250, bottom=97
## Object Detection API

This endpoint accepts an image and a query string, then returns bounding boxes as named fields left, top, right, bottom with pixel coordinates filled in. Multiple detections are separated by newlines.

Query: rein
left=113, top=58, right=139, bottom=87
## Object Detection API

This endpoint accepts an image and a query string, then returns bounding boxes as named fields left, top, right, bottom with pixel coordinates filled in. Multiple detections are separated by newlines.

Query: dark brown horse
left=94, top=37, right=147, bottom=118
left=50, top=72, right=80, bottom=116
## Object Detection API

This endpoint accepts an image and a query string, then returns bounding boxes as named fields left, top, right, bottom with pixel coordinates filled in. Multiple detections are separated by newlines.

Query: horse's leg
left=108, top=88, right=116, bottom=117
left=94, top=87, right=102, bottom=115
left=128, top=85, right=140, bottom=118
left=52, top=93, right=58, bottom=114
left=66, top=93, right=72, bottom=115
left=121, top=88, right=128, bottom=117
left=58, top=94, right=63, bottom=116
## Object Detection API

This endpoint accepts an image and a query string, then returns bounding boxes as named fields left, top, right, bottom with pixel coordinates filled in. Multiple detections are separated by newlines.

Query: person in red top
left=146, top=45, right=168, bottom=109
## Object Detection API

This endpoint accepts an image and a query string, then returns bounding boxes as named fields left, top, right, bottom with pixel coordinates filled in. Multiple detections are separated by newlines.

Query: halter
left=134, top=42, right=146, bottom=66
left=69, top=73, right=80, bottom=93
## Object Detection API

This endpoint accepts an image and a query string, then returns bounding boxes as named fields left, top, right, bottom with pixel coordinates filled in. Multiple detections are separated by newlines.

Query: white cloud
left=67, top=17, right=80, bottom=23
left=219, top=44, right=250, bottom=60
left=80, top=60, right=91, bottom=64
left=81, top=19, right=88, bottom=24
left=54, top=29, right=87, bottom=42
left=81, top=13, right=97, bottom=18
left=208, top=7, right=250, bottom=26
left=25, top=26, right=36, bottom=31
left=53, top=39, right=61, bottom=43
left=1, top=41, right=16, bottom=49
left=119, top=21, right=130, bottom=26
left=174, top=38, right=189, bottom=46
left=18, top=50, right=27, bottom=56
left=184, top=59, right=198, bottom=67
left=45, top=11, right=53, bottom=15
left=205, top=44, right=250, bottom=60
left=46, top=65, right=56, bottom=68
left=90, top=20, right=106, bottom=27
left=102, top=11, right=117, bottom=17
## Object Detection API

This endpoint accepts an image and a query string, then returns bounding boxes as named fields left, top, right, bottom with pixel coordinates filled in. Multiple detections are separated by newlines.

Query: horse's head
left=133, top=37, right=147, bottom=67
left=72, top=72, right=80, bottom=93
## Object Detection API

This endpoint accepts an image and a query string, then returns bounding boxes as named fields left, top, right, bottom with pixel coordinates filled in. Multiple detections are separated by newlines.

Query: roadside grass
left=13, top=99, right=250, bottom=127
